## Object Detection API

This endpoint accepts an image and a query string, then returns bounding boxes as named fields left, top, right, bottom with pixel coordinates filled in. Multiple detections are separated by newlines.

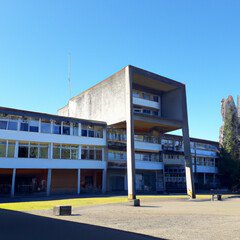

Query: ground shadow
left=0, top=209, right=167, bottom=240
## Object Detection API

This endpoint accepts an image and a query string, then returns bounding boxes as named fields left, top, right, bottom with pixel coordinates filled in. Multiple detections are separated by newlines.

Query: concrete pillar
left=47, top=169, right=52, bottom=196
left=77, top=169, right=81, bottom=194
left=14, top=141, right=19, bottom=158
left=182, top=86, right=196, bottom=199
left=204, top=173, right=206, bottom=185
left=49, top=143, right=53, bottom=159
left=102, top=168, right=107, bottom=193
left=11, top=168, right=16, bottom=197
left=125, top=66, right=136, bottom=200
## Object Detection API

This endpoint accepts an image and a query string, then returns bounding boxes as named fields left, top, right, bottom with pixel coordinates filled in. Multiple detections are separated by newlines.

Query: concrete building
left=0, top=66, right=220, bottom=198
left=0, top=107, right=107, bottom=197
left=58, top=65, right=195, bottom=198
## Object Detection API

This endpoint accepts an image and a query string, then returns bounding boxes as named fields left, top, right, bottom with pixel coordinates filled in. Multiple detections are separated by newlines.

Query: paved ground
left=30, top=196, right=240, bottom=240
left=0, top=208, right=163, bottom=240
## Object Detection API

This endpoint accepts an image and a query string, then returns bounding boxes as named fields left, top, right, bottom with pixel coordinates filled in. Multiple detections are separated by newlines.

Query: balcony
left=133, top=97, right=160, bottom=109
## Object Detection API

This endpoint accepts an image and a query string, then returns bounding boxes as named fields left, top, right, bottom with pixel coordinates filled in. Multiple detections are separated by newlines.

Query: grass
left=0, top=194, right=232, bottom=211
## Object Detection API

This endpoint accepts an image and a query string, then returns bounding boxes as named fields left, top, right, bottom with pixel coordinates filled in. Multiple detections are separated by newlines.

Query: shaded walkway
left=0, top=209, right=166, bottom=240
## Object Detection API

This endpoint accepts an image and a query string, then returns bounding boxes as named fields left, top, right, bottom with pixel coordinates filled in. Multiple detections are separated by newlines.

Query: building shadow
left=0, top=209, right=166, bottom=240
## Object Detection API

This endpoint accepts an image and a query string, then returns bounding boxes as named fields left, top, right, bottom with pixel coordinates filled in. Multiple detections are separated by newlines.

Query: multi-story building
left=0, top=107, right=107, bottom=197
left=0, top=65, right=220, bottom=198
left=58, top=65, right=197, bottom=198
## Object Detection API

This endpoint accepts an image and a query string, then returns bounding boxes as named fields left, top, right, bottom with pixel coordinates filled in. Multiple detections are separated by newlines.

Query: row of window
left=194, top=157, right=215, bottom=167
left=0, top=140, right=103, bottom=160
left=133, top=90, right=160, bottom=102
left=108, top=150, right=161, bottom=162
left=133, top=107, right=160, bottom=116
left=163, top=154, right=184, bottom=160
left=0, top=115, right=104, bottom=138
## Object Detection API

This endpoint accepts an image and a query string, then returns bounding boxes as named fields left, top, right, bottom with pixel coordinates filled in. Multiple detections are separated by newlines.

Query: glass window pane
left=81, top=129, right=88, bottom=137
left=81, top=148, right=88, bottom=159
left=20, top=122, right=29, bottom=131
left=89, top=130, right=94, bottom=138
left=61, top=147, right=70, bottom=159
left=73, top=123, right=78, bottom=136
left=89, top=149, right=94, bottom=159
left=39, top=146, right=48, bottom=158
left=30, top=145, right=38, bottom=158
left=18, top=145, right=29, bottom=158
left=0, top=120, right=7, bottom=130
left=96, top=149, right=102, bottom=160
left=62, top=126, right=70, bottom=135
left=29, top=121, right=39, bottom=132
left=95, top=126, right=103, bottom=138
left=8, top=121, right=18, bottom=130
left=71, top=147, right=78, bottom=159
left=7, top=142, right=15, bottom=158
left=53, top=122, right=61, bottom=134
left=41, top=120, right=51, bottom=133
left=0, top=141, right=7, bottom=157
left=53, top=145, right=60, bottom=159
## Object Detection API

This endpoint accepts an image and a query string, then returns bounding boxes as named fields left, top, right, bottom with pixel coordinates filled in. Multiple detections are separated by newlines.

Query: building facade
left=0, top=66, right=219, bottom=197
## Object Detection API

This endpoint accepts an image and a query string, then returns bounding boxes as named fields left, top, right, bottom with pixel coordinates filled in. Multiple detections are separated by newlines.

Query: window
left=39, top=144, right=48, bottom=158
left=143, top=93, right=150, bottom=100
left=143, top=109, right=151, bottom=114
left=62, top=122, right=70, bottom=135
left=152, top=110, right=159, bottom=116
left=73, top=123, right=79, bottom=136
left=0, top=120, right=7, bottom=130
left=20, top=120, right=29, bottom=131
left=153, top=95, right=159, bottom=102
left=61, top=145, right=70, bottom=159
left=96, top=148, right=102, bottom=160
left=89, top=147, right=95, bottom=159
left=95, top=126, right=103, bottom=138
left=41, top=119, right=51, bottom=133
left=88, top=126, right=94, bottom=138
left=0, top=141, right=7, bottom=157
left=133, top=108, right=142, bottom=113
left=81, top=125, right=88, bottom=137
left=71, top=146, right=78, bottom=159
left=7, top=141, right=15, bottom=158
left=30, top=143, right=38, bottom=158
left=53, top=144, right=60, bottom=159
left=29, top=120, right=39, bottom=132
left=81, top=147, right=88, bottom=159
left=8, top=121, right=18, bottom=130
left=18, top=142, right=29, bottom=158
left=53, top=121, right=61, bottom=134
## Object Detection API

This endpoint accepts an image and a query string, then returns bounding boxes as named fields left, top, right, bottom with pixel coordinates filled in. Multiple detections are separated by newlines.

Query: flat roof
left=0, top=106, right=106, bottom=126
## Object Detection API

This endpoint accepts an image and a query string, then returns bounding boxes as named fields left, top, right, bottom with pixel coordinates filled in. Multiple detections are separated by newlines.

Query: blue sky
left=0, top=0, right=239, bottom=141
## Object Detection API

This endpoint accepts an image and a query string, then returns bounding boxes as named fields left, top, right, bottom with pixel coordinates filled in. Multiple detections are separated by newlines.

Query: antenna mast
left=67, top=53, right=72, bottom=117
left=68, top=53, right=72, bottom=100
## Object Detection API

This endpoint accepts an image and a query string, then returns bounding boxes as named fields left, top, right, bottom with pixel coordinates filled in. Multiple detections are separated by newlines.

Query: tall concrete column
left=77, top=169, right=81, bottom=195
left=11, top=168, right=16, bottom=197
left=102, top=168, right=107, bottom=193
left=125, top=66, right=136, bottom=200
left=182, top=86, right=196, bottom=199
left=204, top=173, right=206, bottom=185
left=47, top=169, right=52, bottom=196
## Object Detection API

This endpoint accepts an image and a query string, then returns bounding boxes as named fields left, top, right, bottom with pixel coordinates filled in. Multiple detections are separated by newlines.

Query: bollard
left=53, top=206, right=72, bottom=216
